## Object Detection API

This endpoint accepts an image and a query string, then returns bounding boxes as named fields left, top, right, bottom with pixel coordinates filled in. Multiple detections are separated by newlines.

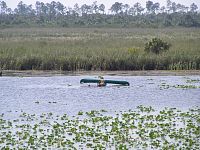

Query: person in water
left=98, top=76, right=106, bottom=87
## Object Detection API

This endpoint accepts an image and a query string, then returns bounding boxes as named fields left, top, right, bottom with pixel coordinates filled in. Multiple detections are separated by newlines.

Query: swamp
left=1, top=0, right=200, bottom=149
left=0, top=75, right=200, bottom=149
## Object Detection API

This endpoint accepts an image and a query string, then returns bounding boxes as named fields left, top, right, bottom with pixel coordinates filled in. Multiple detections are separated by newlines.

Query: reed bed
left=0, top=28, right=200, bottom=71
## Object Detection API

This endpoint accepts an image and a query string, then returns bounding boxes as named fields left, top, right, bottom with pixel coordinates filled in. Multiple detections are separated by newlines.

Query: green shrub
left=144, top=38, right=170, bottom=54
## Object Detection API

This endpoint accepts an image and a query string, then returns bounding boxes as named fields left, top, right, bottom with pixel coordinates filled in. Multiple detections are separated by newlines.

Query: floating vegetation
left=186, top=79, right=200, bottom=83
left=48, top=101, right=57, bottom=104
left=159, top=77, right=200, bottom=89
left=172, top=85, right=200, bottom=89
left=160, top=84, right=200, bottom=89
left=0, top=106, right=199, bottom=149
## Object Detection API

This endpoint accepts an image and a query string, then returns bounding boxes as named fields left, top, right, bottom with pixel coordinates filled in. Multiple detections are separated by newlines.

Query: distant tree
left=164, top=14, right=173, bottom=26
left=185, top=6, right=189, bottom=13
left=110, top=2, right=123, bottom=14
left=44, top=1, right=58, bottom=20
left=152, top=2, right=160, bottom=14
left=128, top=7, right=135, bottom=16
left=190, top=3, right=198, bottom=13
left=171, top=2, right=177, bottom=13
left=15, top=1, right=34, bottom=16
left=35, top=1, right=41, bottom=15
left=134, top=2, right=144, bottom=15
left=35, top=1, right=47, bottom=23
left=7, top=8, right=12, bottom=14
left=146, top=1, right=154, bottom=14
left=41, top=3, right=48, bottom=14
left=56, top=2, right=65, bottom=16
left=27, top=5, right=35, bottom=15
left=176, top=3, right=183, bottom=13
left=0, top=0, right=199, bottom=28
left=179, top=14, right=199, bottom=27
left=74, top=3, right=81, bottom=16
left=50, top=1, right=56, bottom=17
left=166, top=0, right=172, bottom=13
left=176, top=4, right=187, bottom=13
left=99, top=4, right=105, bottom=14
left=92, top=1, right=98, bottom=14
left=81, top=4, right=91, bottom=15
left=160, top=6, right=166, bottom=13
left=15, top=1, right=24, bottom=15
left=123, top=4, right=130, bottom=15
left=0, top=1, right=7, bottom=14
left=81, top=4, right=86, bottom=14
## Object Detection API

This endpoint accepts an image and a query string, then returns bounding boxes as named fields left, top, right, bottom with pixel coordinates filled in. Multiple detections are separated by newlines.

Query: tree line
left=0, top=0, right=199, bottom=28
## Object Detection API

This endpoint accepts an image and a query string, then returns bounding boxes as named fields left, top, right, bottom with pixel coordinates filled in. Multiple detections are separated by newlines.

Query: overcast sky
left=5, top=0, right=200, bottom=10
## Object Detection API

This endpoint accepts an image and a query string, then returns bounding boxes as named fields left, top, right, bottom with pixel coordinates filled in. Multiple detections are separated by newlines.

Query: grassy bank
left=0, top=28, right=200, bottom=71
left=0, top=106, right=199, bottom=149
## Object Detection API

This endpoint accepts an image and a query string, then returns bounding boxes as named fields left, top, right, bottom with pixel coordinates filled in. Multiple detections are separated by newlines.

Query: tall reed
left=0, top=28, right=200, bottom=70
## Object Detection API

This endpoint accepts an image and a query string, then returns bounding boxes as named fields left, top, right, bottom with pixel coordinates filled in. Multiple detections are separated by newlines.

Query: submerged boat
left=80, top=78, right=130, bottom=86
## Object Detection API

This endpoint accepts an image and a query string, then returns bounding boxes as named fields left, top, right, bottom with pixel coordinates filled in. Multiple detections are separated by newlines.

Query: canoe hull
left=80, top=79, right=130, bottom=86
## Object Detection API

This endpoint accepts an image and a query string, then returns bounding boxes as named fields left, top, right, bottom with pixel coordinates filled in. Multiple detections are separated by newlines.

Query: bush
left=144, top=38, right=170, bottom=54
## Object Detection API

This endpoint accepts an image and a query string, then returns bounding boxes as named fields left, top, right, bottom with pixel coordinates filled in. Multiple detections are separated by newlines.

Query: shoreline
left=1, top=70, right=200, bottom=77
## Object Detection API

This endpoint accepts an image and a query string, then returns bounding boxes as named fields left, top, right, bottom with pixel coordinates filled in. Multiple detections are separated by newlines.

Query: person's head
left=98, top=76, right=104, bottom=79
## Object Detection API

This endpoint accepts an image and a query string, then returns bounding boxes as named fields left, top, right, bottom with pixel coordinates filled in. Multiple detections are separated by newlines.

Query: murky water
left=0, top=76, right=200, bottom=118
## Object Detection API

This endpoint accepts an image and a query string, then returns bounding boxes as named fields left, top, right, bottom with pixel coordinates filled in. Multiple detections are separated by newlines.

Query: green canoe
left=80, top=78, right=130, bottom=86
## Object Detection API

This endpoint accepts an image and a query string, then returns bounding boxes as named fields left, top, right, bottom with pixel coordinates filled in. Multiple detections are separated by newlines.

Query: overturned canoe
left=80, top=78, right=130, bottom=86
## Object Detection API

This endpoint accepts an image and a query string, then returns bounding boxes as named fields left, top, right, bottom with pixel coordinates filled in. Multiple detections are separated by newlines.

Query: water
left=0, top=75, right=200, bottom=118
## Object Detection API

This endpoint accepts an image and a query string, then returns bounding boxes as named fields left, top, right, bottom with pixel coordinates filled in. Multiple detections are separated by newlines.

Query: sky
left=4, top=0, right=200, bottom=10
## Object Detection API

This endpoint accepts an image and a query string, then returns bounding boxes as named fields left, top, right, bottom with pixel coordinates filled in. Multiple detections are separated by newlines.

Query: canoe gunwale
left=80, top=78, right=130, bottom=86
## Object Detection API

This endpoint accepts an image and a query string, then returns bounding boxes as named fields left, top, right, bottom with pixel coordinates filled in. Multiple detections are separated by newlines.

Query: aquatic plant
left=0, top=106, right=199, bottom=149
left=186, top=79, right=200, bottom=83
left=160, top=84, right=200, bottom=89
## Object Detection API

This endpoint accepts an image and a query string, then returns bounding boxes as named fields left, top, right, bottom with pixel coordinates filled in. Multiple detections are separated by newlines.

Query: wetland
left=0, top=75, right=199, bottom=149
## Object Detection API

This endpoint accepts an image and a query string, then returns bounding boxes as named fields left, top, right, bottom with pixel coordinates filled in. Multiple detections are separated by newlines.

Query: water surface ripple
left=0, top=76, right=199, bottom=118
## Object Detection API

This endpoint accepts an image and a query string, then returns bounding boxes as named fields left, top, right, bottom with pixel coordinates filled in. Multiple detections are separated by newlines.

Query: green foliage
left=0, top=28, right=200, bottom=71
left=144, top=38, right=170, bottom=54
left=0, top=107, right=200, bottom=149
left=0, top=1, right=200, bottom=28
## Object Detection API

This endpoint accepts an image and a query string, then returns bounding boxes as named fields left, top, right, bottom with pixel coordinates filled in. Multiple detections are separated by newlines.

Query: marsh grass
left=0, top=106, right=199, bottom=149
left=0, top=28, right=200, bottom=70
